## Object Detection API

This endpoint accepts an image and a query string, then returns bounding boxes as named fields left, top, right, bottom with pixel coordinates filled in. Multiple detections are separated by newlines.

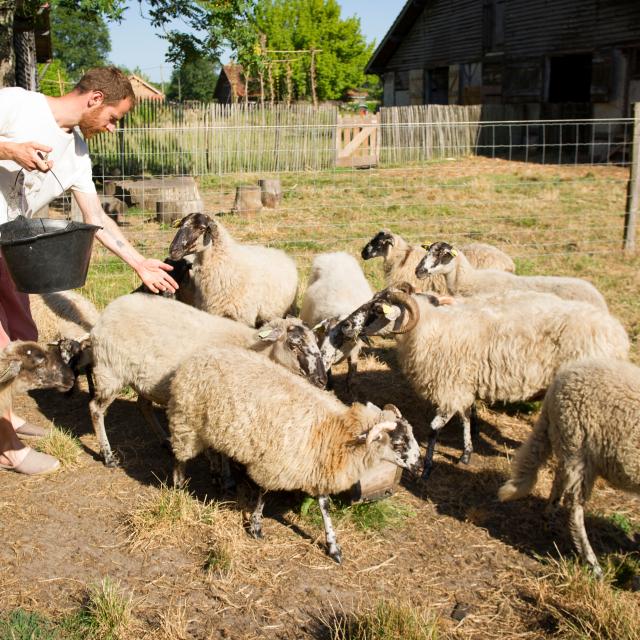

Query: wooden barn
left=128, top=74, right=165, bottom=102
left=213, top=63, right=261, bottom=104
left=366, top=0, right=640, bottom=118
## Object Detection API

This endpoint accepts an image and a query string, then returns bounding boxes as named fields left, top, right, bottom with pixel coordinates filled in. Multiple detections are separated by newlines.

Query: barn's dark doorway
left=548, top=53, right=592, bottom=102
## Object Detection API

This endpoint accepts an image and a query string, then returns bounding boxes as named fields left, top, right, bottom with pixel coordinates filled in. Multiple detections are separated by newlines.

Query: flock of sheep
left=14, top=213, right=638, bottom=576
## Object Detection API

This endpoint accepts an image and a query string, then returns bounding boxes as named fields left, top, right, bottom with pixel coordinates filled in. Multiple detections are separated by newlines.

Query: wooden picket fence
left=88, top=100, right=529, bottom=176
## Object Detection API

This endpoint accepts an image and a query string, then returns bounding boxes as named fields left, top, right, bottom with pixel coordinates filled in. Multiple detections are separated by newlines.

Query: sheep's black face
left=169, top=213, right=212, bottom=259
left=2, top=341, right=75, bottom=393
left=361, top=230, right=394, bottom=260
left=387, top=417, right=421, bottom=474
left=416, top=241, right=455, bottom=278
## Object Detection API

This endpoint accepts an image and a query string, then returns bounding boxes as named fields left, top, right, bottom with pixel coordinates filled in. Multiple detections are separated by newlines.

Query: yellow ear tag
left=258, top=329, right=272, bottom=339
left=451, top=249, right=458, bottom=257
left=381, top=303, right=392, bottom=314
left=171, top=218, right=183, bottom=228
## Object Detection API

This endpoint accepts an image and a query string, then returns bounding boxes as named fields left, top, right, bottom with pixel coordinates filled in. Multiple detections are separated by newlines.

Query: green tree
left=51, top=3, right=112, bottom=79
left=165, top=57, right=219, bottom=102
left=37, top=59, right=72, bottom=96
left=252, top=0, right=375, bottom=101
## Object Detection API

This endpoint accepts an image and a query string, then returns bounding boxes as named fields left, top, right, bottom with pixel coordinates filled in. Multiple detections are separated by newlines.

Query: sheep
left=168, top=345, right=421, bottom=563
left=89, top=293, right=326, bottom=467
left=330, top=284, right=629, bottom=477
left=0, top=340, right=76, bottom=415
left=361, top=230, right=515, bottom=294
left=300, top=252, right=373, bottom=395
left=29, top=290, right=99, bottom=395
left=168, top=213, right=298, bottom=327
left=499, top=358, right=640, bottom=578
left=417, top=241, right=608, bottom=310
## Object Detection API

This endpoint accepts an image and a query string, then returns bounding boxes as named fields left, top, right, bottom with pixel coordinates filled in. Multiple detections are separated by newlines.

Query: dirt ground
left=1, top=158, right=639, bottom=638
left=1, top=348, right=639, bottom=639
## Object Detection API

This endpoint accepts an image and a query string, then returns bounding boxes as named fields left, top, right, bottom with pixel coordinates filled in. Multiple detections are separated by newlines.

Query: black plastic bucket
left=0, top=216, right=102, bottom=293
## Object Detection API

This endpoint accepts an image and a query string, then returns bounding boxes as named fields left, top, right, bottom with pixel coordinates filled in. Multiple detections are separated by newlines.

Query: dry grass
left=323, top=600, right=443, bottom=640
left=84, top=577, right=135, bottom=640
left=33, top=425, right=83, bottom=470
left=122, top=483, right=223, bottom=550
left=523, top=556, right=640, bottom=640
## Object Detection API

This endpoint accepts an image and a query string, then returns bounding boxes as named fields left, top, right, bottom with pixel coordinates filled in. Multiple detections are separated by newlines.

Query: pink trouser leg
left=0, top=257, right=36, bottom=466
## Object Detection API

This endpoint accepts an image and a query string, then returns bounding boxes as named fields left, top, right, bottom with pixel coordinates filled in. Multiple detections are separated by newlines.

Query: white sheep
left=89, top=293, right=326, bottom=467
left=499, top=357, right=640, bottom=578
left=29, top=290, right=99, bottom=342
left=300, top=252, right=373, bottom=394
left=168, top=345, right=421, bottom=563
left=417, top=241, right=607, bottom=310
left=361, top=230, right=515, bottom=294
left=169, top=213, right=298, bottom=327
left=334, top=284, right=629, bottom=477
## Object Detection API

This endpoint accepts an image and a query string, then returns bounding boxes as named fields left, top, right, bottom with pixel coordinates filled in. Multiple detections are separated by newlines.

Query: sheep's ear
left=312, top=318, right=330, bottom=339
left=382, top=403, right=402, bottom=418
left=366, top=401, right=381, bottom=412
left=0, top=360, right=21, bottom=384
left=357, top=421, right=396, bottom=447
left=256, top=325, right=284, bottom=343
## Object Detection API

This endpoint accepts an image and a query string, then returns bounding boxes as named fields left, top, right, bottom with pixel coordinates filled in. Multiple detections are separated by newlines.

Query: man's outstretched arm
left=73, top=190, right=178, bottom=294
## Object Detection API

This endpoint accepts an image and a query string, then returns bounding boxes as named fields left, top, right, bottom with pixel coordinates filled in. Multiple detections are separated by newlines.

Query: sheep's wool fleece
left=396, top=293, right=629, bottom=413
left=193, top=221, right=298, bottom=326
left=539, top=358, right=640, bottom=493
left=29, top=291, right=99, bottom=341
left=90, top=294, right=255, bottom=405
left=169, top=346, right=387, bottom=496
left=445, top=250, right=607, bottom=310
left=300, top=252, right=373, bottom=326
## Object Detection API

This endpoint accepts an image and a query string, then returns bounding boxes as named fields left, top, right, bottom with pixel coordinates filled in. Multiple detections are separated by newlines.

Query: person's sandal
left=0, top=449, right=60, bottom=475
left=14, top=422, right=50, bottom=439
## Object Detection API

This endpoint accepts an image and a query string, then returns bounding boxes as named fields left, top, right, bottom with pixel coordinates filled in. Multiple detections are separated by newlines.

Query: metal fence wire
left=45, top=103, right=636, bottom=297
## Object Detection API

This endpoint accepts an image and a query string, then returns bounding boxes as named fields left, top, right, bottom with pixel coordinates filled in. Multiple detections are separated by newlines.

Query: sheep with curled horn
left=168, top=344, right=421, bottom=563
left=331, top=282, right=628, bottom=478
left=417, top=241, right=607, bottom=310
left=169, top=213, right=298, bottom=327
left=89, top=293, right=326, bottom=469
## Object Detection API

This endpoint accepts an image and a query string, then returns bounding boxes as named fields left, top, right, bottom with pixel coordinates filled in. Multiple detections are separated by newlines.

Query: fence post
left=624, top=102, right=640, bottom=253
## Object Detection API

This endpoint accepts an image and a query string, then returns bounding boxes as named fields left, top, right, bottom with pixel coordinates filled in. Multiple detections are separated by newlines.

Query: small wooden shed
left=128, top=74, right=165, bottom=102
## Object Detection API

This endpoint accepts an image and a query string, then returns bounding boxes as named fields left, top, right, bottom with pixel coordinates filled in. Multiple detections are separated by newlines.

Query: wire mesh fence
left=44, top=103, right=637, bottom=304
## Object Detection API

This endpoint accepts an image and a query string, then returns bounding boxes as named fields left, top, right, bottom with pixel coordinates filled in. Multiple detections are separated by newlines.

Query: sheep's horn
left=365, top=421, right=396, bottom=447
left=384, top=289, right=420, bottom=334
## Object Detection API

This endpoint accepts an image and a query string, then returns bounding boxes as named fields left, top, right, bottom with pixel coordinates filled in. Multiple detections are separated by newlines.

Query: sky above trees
left=108, top=0, right=406, bottom=84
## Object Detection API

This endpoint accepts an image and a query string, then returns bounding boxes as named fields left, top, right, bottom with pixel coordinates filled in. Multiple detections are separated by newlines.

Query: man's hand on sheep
left=135, top=258, right=179, bottom=294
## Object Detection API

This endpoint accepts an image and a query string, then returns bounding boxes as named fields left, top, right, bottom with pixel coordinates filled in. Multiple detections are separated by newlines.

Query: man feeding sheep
left=0, top=66, right=178, bottom=475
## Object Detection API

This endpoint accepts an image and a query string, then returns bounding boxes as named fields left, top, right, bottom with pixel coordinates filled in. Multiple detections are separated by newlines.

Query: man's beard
left=78, top=107, right=105, bottom=139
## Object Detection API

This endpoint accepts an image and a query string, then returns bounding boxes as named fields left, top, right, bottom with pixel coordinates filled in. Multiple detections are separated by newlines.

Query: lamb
left=499, top=358, right=640, bottom=578
left=0, top=340, right=76, bottom=415
left=416, top=241, right=607, bottom=310
left=361, top=230, right=515, bottom=294
left=89, top=293, right=326, bottom=467
left=300, top=252, right=373, bottom=394
left=168, top=345, right=421, bottom=563
left=330, top=284, right=629, bottom=477
left=29, top=290, right=99, bottom=395
left=169, top=213, right=298, bottom=327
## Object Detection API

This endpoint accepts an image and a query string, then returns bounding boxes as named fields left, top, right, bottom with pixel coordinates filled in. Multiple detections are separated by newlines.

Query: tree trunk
left=0, top=2, right=15, bottom=87
left=14, top=28, right=37, bottom=90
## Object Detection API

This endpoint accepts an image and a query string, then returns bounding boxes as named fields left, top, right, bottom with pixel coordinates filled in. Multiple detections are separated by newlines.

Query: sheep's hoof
left=591, top=564, right=604, bottom=581
left=459, top=451, right=471, bottom=465
left=328, top=545, right=342, bottom=564
left=249, top=522, right=263, bottom=539
left=103, top=455, right=120, bottom=468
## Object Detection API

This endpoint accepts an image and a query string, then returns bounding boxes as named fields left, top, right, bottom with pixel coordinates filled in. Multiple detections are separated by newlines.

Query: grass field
left=2, top=156, right=639, bottom=639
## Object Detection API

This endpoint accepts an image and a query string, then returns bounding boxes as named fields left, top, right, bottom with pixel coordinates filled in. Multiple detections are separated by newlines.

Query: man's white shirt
left=0, top=87, right=96, bottom=224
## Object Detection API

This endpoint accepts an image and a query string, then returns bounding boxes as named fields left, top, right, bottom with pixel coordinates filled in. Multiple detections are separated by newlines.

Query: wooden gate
left=335, top=114, right=380, bottom=168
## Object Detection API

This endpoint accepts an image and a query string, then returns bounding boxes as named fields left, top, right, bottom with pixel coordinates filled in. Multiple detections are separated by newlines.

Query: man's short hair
left=73, top=67, right=136, bottom=106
